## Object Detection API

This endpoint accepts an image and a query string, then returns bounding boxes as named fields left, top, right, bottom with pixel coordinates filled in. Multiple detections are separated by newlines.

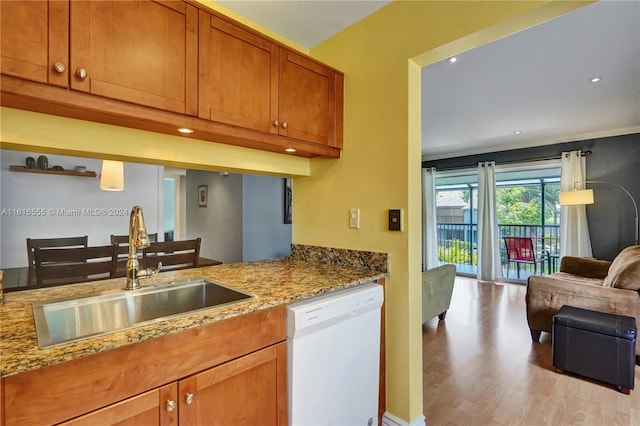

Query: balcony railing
left=437, top=223, right=560, bottom=277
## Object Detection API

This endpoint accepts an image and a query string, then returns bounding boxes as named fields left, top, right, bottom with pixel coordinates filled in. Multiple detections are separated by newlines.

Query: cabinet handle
left=52, top=62, right=66, bottom=74
left=273, top=120, right=279, bottom=128
left=75, top=68, right=88, bottom=80
left=281, top=121, right=288, bottom=129
left=185, top=392, right=196, bottom=405
left=165, top=399, right=177, bottom=412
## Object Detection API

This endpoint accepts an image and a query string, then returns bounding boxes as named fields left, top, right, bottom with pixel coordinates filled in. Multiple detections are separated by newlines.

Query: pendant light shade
left=100, top=160, right=124, bottom=191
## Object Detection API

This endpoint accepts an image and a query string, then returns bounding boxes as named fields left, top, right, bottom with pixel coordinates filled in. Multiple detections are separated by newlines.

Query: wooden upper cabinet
left=199, top=11, right=279, bottom=134
left=199, top=11, right=343, bottom=148
left=279, top=49, right=343, bottom=148
left=69, top=0, right=198, bottom=115
left=0, top=0, right=69, bottom=87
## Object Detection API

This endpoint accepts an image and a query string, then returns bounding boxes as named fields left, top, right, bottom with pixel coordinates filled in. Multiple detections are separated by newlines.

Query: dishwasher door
left=287, top=282, right=384, bottom=426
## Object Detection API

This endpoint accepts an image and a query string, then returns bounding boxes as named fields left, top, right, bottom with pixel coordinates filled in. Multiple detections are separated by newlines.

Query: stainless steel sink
left=32, top=277, right=254, bottom=348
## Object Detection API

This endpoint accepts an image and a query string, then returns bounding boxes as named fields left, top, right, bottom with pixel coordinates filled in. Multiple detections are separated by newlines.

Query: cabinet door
left=278, top=49, right=343, bottom=147
left=59, top=383, right=178, bottom=426
left=179, top=343, right=286, bottom=426
left=199, top=11, right=279, bottom=134
left=0, top=0, right=68, bottom=87
left=69, top=0, right=197, bottom=115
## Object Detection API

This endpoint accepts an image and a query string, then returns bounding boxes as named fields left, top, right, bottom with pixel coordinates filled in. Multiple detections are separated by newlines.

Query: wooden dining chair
left=33, top=244, right=119, bottom=287
left=142, top=238, right=201, bottom=272
left=26, top=236, right=88, bottom=285
left=503, top=236, right=548, bottom=278
left=110, top=233, right=158, bottom=277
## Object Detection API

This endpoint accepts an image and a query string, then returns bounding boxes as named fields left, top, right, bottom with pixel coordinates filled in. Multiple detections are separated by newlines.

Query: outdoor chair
left=503, top=236, right=548, bottom=278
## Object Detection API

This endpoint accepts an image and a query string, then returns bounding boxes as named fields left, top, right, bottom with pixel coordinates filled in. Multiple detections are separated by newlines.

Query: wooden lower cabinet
left=179, top=343, right=287, bottom=426
left=58, top=343, right=286, bottom=426
left=59, top=383, right=178, bottom=426
left=2, top=307, right=286, bottom=426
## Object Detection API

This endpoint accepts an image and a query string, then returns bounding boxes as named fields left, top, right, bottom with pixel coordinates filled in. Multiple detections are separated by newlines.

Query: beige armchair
left=422, top=264, right=456, bottom=323
left=526, top=245, right=640, bottom=354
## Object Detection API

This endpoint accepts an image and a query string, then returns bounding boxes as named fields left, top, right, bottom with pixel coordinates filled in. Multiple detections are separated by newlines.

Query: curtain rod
left=424, top=150, right=592, bottom=172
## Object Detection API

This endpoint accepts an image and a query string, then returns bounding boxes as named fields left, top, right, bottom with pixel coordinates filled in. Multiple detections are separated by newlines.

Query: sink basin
left=32, top=277, right=254, bottom=348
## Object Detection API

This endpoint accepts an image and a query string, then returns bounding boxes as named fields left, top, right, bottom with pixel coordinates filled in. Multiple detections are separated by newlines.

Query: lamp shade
left=100, top=160, right=124, bottom=191
left=559, top=189, right=594, bottom=206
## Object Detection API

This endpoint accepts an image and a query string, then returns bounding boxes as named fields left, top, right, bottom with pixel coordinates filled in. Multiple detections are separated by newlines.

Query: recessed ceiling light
left=589, top=76, right=603, bottom=83
left=285, top=148, right=296, bottom=153
left=177, top=128, right=194, bottom=134
left=447, top=57, right=457, bottom=64
left=513, top=130, right=522, bottom=135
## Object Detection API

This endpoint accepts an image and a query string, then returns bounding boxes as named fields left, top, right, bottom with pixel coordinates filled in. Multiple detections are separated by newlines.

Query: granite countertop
left=0, top=257, right=387, bottom=378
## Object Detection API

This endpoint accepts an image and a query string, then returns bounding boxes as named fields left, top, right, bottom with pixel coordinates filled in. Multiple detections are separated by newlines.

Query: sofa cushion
left=603, top=245, right=640, bottom=290
left=552, top=272, right=604, bottom=287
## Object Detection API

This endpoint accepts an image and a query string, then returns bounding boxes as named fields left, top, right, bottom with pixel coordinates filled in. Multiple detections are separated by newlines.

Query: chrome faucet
left=125, top=206, right=161, bottom=290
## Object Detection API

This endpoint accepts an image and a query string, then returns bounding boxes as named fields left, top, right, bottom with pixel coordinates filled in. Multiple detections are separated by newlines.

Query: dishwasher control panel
left=286, top=282, right=383, bottom=338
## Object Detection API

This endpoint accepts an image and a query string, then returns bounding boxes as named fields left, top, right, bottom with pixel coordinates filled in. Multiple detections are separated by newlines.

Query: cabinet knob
left=75, top=68, right=88, bottom=80
left=165, top=399, right=177, bottom=412
left=52, top=62, right=66, bottom=74
left=185, top=392, right=196, bottom=405
left=281, top=121, right=288, bottom=129
left=273, top=120, right=279, bottom=128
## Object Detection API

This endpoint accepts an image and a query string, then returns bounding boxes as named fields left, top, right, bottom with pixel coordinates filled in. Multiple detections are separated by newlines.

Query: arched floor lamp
left=559, top=180, right=639, bottom=245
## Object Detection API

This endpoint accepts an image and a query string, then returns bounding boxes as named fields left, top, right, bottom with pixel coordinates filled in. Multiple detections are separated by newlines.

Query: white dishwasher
left=287, top=282, right=384, bottom=426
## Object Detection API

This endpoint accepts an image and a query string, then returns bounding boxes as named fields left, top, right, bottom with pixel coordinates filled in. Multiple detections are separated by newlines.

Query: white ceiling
left=217, top=1, right=640, bottom=160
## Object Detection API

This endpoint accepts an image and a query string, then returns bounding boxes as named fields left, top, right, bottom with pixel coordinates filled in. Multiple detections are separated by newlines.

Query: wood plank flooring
left=422, top=276, right=640, bottom=425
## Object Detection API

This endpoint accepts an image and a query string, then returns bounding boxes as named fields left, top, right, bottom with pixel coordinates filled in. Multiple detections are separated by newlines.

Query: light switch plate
left=389, top=209, right=401, bottom=231
left=349, top=208, right=360, bottom=229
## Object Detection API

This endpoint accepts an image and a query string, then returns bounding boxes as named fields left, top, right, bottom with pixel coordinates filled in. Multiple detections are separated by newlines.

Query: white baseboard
left=381, top=412, right=426, bottom=426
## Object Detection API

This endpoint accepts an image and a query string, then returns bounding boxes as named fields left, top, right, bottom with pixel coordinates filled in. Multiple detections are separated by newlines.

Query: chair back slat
left=34, top=244, right=118, bottom=286
left=143, top=238, right=201, bottom=271
left=26, top=236, right=89, bottom=285
left=110, top=233, right=158, bottom=277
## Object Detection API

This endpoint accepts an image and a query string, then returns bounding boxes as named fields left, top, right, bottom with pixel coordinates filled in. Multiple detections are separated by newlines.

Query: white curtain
left=560, top=150, right=593, bottom=257
left=422, top=167, right=438, bottom=271
left=477, top=162, right=503, bottom=281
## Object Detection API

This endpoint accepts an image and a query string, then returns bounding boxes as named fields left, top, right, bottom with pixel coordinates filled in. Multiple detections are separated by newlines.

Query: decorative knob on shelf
left=185, top=392, right=196, bottom=405
left=165, top=400, right=177, bottom=412
left=281, top=121, right=288, bottom=129
left=53, top=62, right=66, bottom=73
left=76, top=68, right=88, bottom=80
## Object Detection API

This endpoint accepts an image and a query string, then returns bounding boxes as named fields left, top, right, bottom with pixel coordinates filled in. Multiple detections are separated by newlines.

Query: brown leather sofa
left=526, top=245, right=640, bottom=355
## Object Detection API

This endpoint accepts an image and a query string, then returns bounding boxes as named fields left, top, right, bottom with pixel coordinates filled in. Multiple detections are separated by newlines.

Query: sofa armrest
left=526, top=274, right=640, bottom=335
left=560, top=256, right=612, bottom=279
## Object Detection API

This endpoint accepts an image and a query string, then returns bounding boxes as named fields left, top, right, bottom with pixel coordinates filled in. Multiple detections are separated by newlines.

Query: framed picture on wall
left=198, top=185, right=208, bottom=207
left=284, top=178, right=292, bottom=224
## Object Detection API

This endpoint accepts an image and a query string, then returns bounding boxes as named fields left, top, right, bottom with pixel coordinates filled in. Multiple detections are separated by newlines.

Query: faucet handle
left=138, top=262, right=163, bottom=279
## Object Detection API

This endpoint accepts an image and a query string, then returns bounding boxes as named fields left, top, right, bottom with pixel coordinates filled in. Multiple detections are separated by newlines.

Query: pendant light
left=100, top=160, right=124, bottom=191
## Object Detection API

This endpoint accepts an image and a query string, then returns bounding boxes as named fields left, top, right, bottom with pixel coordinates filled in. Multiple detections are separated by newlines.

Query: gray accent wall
left=185, top=171, right=291, bottom=264
left=423, top=132, right=640, bottom=261
left=242, top=174, right=292, bottom=261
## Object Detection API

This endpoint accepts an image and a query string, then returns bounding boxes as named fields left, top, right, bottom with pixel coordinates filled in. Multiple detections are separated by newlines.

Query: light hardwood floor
left=422, top=276, right=640, bottom=425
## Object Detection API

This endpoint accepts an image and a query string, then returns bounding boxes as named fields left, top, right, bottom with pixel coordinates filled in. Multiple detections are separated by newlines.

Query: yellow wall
left=306, top=0, right=591, bottom=423
left=0, top=1, right=593, bottom=423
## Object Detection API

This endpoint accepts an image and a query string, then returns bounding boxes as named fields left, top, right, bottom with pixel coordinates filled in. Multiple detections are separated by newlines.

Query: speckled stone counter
left=0, top=255, right=387, bottom=378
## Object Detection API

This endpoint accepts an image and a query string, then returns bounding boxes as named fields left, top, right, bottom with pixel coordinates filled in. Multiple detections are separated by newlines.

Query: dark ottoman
left=553, top=305, right=636, bottom=394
